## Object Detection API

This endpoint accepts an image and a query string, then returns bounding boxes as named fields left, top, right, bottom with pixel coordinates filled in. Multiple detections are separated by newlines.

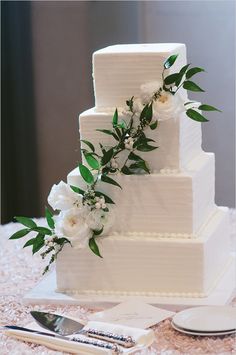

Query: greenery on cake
left=9, top=53, right=221, bottom=273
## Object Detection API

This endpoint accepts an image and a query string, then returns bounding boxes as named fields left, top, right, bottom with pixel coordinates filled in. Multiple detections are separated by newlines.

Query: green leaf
left=183, top=81, right=205, bottom=92
left=164, top=54, right=178, bottom=69
left=32, top=234, right=45, bottom=254
left=133, top=133, right=155, bottom=148
left=112, top=108, right=118, bottom=127
left=32, top=226, right=52, bottom=235
left=45, top=207, right=55, bottom=229
left=129, top=161, right=150, bottom=173
left=95, top=191, right=115, bottom=204
left=84, top=152, right=100, bottom=170
left=116, top=121, right=126, bottom=129
left=96, top=129, right=119, bottom=141
left=23, top=237, right=36, bottom=248
left=126, top=96, right=134, bottom=111
left=121, top=165, right=134, bottom=175
left=140, top=104, right=148, bottom=120
left=137, top=144, right=158, bottom=152
left=89, top=237, right=102, bottom=258
left=81, top=140, right=95, bottom=152
left=14, top=216, right=37, bottom=228
left=101, top=148, right=114, bottom=166
left=93, top=227, right=104, bottom=236
left=70, top=185, right=85, bottom=195
left=79, top=163, right=94, bottom=184
left=128, top=152, right=144, bottom=162
left=186, top=108, right=209, bottom=122
left=186, top=67, right=205, bottom=79
left=101, top=175, right=122, bottom=189
left=99, top=143, right=106, bottom=155
left=101, top=167, right=111, bottom=175
left=184, top=101, right=196, bottom=106
left=150, top=120, right=158, bottom=130
left=164, top=73, right=179, bottom=85
left=56, top=237, right=71, bottom=246
left=140, top=103, right=152, bottom=123
left=198, top=104, right=221, bottom=112
left=9, top=228, right=30, bottom=240
left=146, top=104, right=153, bottom=123
left=175, top=64, right=191, bottom=86
left=114, top=127, right=122, bottom=139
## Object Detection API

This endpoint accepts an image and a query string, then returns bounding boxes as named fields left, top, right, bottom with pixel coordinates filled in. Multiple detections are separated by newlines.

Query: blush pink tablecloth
left=0, top=212, right=236, bottom=355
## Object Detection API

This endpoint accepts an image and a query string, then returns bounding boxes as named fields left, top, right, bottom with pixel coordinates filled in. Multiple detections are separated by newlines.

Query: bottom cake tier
left=56, top=207, right=231, bottom=297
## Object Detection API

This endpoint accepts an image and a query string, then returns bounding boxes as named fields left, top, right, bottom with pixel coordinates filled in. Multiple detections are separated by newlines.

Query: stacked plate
left=171, top=306, right=236, bottom=336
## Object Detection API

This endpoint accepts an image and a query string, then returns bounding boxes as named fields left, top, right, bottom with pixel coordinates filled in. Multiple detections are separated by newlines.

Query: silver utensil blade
left=30, top=311, right=83, bottom=336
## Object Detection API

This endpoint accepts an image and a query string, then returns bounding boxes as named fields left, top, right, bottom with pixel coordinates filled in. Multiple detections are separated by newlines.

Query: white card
left=88, top=300, right=175, bottom=329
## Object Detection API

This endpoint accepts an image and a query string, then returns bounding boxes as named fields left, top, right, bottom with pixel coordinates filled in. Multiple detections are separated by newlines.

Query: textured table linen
left=0, top=213, right=236, bottom=355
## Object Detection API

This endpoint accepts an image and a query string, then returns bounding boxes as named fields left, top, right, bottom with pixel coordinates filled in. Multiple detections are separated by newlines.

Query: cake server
left=30, top=311, right=136, bottom=348
left=2, top=325, right=121, bottom=354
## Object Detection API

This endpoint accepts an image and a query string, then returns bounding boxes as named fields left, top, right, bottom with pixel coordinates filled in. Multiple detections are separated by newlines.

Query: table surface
left=0, top=212, right=236, bottom=355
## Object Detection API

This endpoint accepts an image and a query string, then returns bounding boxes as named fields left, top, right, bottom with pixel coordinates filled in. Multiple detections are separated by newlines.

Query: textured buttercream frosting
left=93, top=43, right=187, bottom=109
left=56, top=43, right=232, bottom=298
left=56, top=208, right=231, bottom=296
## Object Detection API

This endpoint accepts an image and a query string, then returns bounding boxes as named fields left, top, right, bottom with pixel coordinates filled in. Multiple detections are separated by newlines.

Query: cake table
left=0, top=213, right=235, bottom=355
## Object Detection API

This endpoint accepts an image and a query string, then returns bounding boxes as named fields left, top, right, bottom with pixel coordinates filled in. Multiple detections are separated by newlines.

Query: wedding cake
left=10, top=43, right=233, bottom=300
left=54, top=44, right=233, bottom=297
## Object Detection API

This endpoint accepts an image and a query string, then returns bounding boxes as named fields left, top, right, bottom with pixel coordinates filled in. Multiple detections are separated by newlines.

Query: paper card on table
left=88, top=300, right=175, bottom=329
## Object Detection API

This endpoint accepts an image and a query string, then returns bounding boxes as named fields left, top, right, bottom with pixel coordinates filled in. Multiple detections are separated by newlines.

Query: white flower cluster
left=124, top=137, right=134, bottom=150
left=124, top=81, right=185, bottom=122
left=110, top=158, right=119, bottom=170
left=47, top=181, right=113, bottom=249
left=44, top=235, right=55, bottom=247
left=95, top=196, right=106, bottom=210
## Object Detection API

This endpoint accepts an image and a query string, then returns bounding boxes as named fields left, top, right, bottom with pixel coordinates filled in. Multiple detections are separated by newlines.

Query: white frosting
left=55, top=43, right=232, bottom=299
left=56, top=207, right=231, bottom=296
left=67, top=152, right=215, bottom=234
left=79, top=107, right=202, bottom=172
left=93, top=43, right=188, bottom=109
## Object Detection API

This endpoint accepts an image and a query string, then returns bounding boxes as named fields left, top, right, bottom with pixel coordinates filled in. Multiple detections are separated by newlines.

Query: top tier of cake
left=93, top=43, right=187, bottom=110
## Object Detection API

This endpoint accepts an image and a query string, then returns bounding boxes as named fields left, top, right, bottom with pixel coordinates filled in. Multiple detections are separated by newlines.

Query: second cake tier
left=68, top=152, right=216, bottom=235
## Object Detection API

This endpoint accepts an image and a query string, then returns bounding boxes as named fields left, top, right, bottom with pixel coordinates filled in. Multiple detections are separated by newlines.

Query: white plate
left=172, top=306, right=236, bottom=332
left=171, top=321, right=236, bottom=337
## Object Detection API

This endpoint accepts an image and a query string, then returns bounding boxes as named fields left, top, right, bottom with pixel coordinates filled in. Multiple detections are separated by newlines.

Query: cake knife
left=2, top=325, right=121, bottom=354
left=30, top=311, right=136, bottom=348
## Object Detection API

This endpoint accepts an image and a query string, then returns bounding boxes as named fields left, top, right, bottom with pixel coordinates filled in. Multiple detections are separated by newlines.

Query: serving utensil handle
left=3, top=326, right=122, bottom=354
left=71, top=335, right=122, bottom=354
left=85, top=328, right=136, bottom=348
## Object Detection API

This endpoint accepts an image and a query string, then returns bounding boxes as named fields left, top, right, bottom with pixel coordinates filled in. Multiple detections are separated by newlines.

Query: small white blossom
left=124, top=137, right=134, bottom=150
left=86, top=208, right=114, bottom=235
left=94, top=196, right=107, bottom=210
left=44, top=235, right=54, bottom=243
left=54, top=207, right=92, bottom=249
left=48, top=181, right=82, bottom=211
left=110, top=158, right=119, bottom=169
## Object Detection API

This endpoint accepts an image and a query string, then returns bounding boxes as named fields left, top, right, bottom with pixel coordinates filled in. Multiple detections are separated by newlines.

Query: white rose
left=153, top=91, right=185, bottom=121
left=140, top=81, right=162, bottom=104
left=55, top=208, right=92, bottom=248
left=86, top=208, right=114, bottom=236
left=48, top=181, right=82, bottom=211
